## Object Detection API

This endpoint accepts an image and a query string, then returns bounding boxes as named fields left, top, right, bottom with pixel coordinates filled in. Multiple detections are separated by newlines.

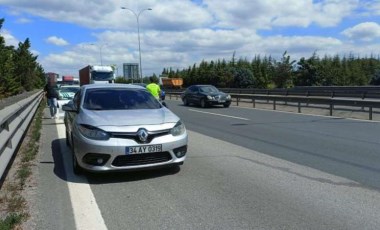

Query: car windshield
left=83, top=88, right=162, bottom=110
left=199, top=86, right=219, bottom=93
left=58, top=86, right=80, bottom=100
left=92, top=72, right=114, bottom=81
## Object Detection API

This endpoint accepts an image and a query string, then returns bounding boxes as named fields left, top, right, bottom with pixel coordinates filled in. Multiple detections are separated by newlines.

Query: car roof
left=82, top=83, right=144, bottom=90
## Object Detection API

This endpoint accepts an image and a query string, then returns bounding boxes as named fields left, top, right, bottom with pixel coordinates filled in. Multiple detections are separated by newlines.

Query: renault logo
left=137, top=128, right=149, bottom=142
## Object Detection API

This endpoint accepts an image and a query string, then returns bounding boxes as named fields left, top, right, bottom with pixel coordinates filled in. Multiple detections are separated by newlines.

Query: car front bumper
left=206, top=99, right=231, bottom=105
left=73, top=131, right=188, bottom=172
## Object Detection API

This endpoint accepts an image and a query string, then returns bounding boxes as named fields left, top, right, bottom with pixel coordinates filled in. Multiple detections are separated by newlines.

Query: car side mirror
left=62, top=101, right=78, bottom=113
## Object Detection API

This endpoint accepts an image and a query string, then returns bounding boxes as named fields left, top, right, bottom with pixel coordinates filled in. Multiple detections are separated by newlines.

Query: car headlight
left=78, top=124, right=110, bottom=140
left=226, top=94, right=231, bottom=100
left=170, top=121, right=186, bottom=136
left=207, top=95, right=213, bottom=100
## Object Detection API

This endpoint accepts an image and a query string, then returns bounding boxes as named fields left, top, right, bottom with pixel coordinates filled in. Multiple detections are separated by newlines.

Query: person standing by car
left=146, top=77, right=161, bottom=100
left=44, top=83, right=59, bottom=119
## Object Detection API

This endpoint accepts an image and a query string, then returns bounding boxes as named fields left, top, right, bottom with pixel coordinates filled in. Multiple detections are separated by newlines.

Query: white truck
left=79, top=65, right=115, bottom=86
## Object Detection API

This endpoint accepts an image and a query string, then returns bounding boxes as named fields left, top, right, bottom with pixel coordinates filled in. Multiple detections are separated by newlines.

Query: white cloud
left=45, top=36, right=69, bottom=46
left=0, top=29, right=19, bottom=47
left=204, top=0, right=358, bottom=29
left=311, top=0, right=359, bottom=27
left=15, top=17, right=32, bottom=23
left=3, top=0, right=380, bottom=77
left=362, top=0, right=380, bottom=16
left=1, top=0, right=358, bottom=31
left=341, top=22, right=380, bottom=41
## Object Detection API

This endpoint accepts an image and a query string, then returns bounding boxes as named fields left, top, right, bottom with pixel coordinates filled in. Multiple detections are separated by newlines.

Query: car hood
left=77, top=107, right=179, bottom=128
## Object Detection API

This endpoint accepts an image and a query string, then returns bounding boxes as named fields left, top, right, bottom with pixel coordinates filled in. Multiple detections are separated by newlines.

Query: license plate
left=126, top=144, right=162, bottom=154
left=218, top=100, right=225, bottom=103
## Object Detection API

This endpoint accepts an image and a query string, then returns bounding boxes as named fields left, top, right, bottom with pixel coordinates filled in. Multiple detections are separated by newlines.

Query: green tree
left=231, top=67, right=254, bottom=88
left=294, top=53, right=319, bottom=86
left=13, top=38, right=39, bottom=91
left=272, top=51, right=296, bottom=88
left=114, top=76, right=128, bottom=83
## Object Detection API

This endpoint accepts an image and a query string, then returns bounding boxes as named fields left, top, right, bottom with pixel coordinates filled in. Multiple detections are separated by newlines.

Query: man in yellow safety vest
left=146, top=77, right=161, bottom=100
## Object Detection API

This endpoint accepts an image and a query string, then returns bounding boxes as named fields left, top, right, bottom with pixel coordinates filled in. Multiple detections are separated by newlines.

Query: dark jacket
left=44, top=84, right=59, bottom=99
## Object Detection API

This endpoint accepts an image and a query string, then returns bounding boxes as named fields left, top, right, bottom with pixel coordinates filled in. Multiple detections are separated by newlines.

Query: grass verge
left=0, top=97, right=44, bottom=230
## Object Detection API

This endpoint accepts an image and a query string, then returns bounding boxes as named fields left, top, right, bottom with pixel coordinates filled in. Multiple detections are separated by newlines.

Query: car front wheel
left=71, top=137, right=83, bottom=175
left=73, top=153, right=83, bottom=175
left=200, top=98, right=207, bottom=108
left=183, top=97, right=189, bottom=106
left=65, top=130, right=70, bottom=147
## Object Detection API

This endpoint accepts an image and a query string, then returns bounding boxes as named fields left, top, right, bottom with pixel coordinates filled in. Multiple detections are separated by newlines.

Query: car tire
left=183, top=97, right=189, bottom=106
left=71, top=138, right=83, bottom=175
left=200, top=98, right=206, bottom=108
left=65, top=130, right=70, bottom=147
left=223, top=103, right=230, bottom=108
left=170, top=164, right=181, bottom=172
left=73, top=153, right=83, bottom=175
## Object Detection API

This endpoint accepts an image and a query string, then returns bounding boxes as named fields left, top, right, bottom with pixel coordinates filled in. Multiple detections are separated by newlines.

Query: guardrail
left=166, top=86, right=380, bottom=99
left=0, top=91, right=43, bottom=182
left=167, top=92, right=380, bottom=120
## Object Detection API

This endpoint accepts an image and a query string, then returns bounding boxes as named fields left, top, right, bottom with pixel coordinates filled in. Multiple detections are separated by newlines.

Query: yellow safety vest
left=146, top=83, right=161, bottom=99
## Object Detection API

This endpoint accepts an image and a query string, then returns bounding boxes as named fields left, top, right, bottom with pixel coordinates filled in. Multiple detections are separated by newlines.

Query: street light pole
left=121, top=7, right=152, bottom=83
left=91, top=43, right=107, bottom=66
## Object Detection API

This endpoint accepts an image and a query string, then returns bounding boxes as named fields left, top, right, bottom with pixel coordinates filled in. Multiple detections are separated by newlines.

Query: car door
left=188, top=86, right=199, bottom=103
left=65, top=89, right=81, bottom=139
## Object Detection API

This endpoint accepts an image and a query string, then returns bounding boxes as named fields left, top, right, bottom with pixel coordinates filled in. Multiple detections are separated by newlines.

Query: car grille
left=112, top=152, right=172, bottom=167
left=110, top=130, right=170, bottom=144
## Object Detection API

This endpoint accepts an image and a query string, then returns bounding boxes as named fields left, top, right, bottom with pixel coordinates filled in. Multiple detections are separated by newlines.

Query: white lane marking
left=56, top=122, right=108, bottom=230
left=232, top=105, right=380, bottom=123
left=189, top=109, right=250, bottom=120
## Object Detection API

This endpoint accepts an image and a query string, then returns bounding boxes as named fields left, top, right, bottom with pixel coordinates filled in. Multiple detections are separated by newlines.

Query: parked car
left=181, top=85, right=232, bottom=108
left=62, top=84, right=188, bottom=174
left=57, top=85, right=80, bottom=118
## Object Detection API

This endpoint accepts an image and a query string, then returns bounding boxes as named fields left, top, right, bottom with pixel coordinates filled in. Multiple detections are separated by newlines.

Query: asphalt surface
left=25, top=100, right=380, bottom=229
left=166, top=100, right=380, bottom=190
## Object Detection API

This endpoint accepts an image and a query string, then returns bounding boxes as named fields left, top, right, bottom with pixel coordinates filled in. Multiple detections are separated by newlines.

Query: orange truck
left=159, top=77, right=183, bottom=88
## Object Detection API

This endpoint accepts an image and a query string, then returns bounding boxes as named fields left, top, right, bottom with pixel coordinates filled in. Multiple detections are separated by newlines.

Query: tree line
left=161, top=51, right=380, bottom=88
left=0, top=19, right=45, bottom=99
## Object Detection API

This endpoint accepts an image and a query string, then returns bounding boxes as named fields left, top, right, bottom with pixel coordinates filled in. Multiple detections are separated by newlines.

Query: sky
left=0, top=0, right=380, bottom=79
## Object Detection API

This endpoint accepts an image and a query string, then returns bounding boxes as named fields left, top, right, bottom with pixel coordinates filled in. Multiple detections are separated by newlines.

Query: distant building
left=123, top=63, right=139, bottom=80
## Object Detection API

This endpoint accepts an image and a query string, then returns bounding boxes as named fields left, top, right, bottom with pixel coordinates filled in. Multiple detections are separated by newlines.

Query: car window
left=73, top=89, right=81, bottom=109
left=83, top=88, right=162, bottom=110
left=188, top=86, right=198, bottom=93
left=200, top=86, right=218, bottom=93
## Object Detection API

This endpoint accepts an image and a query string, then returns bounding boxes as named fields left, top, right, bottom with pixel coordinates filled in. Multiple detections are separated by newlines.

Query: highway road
left=25, top=99, right=380, bottom=230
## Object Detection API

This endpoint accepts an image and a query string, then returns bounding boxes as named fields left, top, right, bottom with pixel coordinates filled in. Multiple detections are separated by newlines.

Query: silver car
left=57, top=85, right=80, bottom=118
left=62, top=84, right=188, bottom=174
